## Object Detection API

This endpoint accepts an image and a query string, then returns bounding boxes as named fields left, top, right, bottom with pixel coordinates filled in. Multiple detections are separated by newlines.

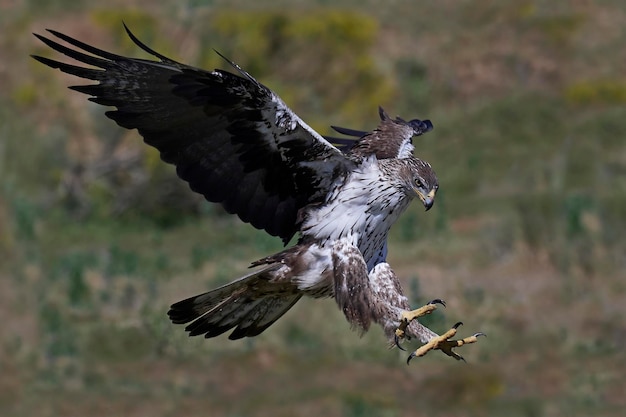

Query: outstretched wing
left=32, top=25, right=353, bottom=244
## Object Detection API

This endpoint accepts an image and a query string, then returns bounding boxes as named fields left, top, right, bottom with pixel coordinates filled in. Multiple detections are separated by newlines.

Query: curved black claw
left=474, top=332, right=487, bottom=338
left=407, top=351, right=416, bottom=365
left=428, top=298, right=446, bottom=308
left=453, top=321, right=464, bottom=329
left=394, top=334, right=406, bottom=351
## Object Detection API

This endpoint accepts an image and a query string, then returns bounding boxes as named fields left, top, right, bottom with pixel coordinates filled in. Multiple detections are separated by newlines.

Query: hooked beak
left=419, top=189, right=436, bottom=211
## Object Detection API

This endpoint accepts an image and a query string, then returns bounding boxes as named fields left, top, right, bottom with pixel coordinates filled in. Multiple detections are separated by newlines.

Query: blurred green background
left=1, top=0, right=625, bottom=416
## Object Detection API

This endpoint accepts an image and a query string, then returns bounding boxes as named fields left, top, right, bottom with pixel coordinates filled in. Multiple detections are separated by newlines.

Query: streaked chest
left=300, top=160, right=412, bottom=270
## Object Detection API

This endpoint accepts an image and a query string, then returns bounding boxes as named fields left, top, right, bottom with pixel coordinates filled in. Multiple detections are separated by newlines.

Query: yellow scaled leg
left=394, top=299, right=446, bottom=350
left=407, top=322, right=486, bottom=364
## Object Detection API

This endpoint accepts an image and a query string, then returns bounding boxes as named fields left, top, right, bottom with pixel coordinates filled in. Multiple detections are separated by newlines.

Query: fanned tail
left=167, top=265, right=302, bottom=340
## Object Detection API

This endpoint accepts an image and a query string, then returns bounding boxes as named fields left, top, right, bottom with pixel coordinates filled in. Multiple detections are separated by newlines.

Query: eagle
left=33, top=25, right=483, bottom=362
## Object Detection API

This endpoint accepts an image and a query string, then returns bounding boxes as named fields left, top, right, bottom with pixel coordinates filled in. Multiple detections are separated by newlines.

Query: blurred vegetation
left=1, top=1, right=625, bottom=417
left=200, top=9, right=395, bottom=127
left=565, top=79, right=626, bottom=105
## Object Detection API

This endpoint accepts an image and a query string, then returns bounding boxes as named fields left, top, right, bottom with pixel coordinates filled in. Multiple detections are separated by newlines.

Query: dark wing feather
left=323, top=135, right=359, bottom=153
left=323, top=125, right=369, bottom=153
left=32, top=25, right=353, bottom=244
left=330, top=125, right=369, bottom=138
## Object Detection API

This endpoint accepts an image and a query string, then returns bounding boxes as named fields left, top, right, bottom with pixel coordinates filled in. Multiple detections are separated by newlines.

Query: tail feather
left=167, top=266, right=273, bottom=324
left=227, top=294, right=302, bottom=339
left=167, top=264, right=302, bottom=339
left=183, top=295, right=260, bottom=337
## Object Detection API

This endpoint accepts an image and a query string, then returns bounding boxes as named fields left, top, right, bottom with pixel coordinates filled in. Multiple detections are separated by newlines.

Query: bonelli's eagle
left=33, top=25, right=483, bottom=363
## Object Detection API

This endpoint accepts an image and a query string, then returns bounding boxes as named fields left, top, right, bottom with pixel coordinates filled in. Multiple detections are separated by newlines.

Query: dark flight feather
left=32, top=26, right=354, bottom=244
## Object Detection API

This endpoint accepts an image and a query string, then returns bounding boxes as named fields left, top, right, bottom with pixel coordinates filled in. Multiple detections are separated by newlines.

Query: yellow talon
left=407, top=322, right=486, bottom=364
left=394, top=299, right=445, bottom=350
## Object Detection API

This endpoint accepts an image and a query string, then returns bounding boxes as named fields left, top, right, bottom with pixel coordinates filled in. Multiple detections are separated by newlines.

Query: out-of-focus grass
left=2, top=1, right=626, bottom=416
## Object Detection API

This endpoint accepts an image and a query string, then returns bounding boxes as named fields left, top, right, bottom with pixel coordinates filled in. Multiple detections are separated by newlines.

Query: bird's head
left=399, top=157, right=439, bottom=211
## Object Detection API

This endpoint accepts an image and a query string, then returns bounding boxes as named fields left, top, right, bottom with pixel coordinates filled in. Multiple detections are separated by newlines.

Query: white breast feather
left=301, top=158, right=413, bottom=271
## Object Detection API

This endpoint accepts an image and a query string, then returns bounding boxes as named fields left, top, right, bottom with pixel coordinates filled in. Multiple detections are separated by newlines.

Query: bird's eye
left=415, top=178, right=425, bottom=188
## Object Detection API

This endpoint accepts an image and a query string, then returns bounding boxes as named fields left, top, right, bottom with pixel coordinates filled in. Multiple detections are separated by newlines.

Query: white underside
left=300, top=158, right=412, bottom=270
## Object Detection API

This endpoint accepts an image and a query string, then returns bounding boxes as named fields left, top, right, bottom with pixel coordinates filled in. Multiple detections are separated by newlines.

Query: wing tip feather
left=122, top=21, right=174, bottom=63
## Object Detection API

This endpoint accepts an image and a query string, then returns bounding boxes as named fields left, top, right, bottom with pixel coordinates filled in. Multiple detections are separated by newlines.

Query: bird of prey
left=32, top=25, right=483, bottom=362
